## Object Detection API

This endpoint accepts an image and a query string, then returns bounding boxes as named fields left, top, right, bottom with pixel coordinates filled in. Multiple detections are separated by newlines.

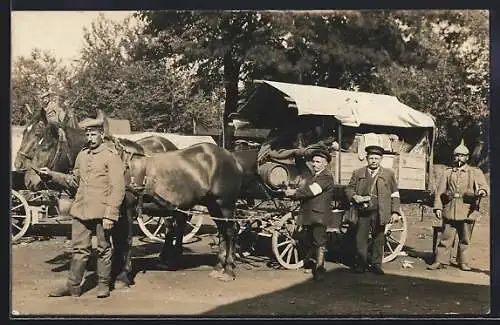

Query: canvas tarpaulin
left=236, top=80, right=436, bottom=129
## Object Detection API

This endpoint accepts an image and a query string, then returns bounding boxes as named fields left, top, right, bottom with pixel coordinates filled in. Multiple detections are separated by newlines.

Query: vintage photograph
left=10, top=10, right=490, bottom=316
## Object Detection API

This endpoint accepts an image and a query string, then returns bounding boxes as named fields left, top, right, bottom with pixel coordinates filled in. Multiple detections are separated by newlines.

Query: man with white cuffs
left=284, top=147, right=335, bottom=281
left=345, top=145, right=401, bottom=275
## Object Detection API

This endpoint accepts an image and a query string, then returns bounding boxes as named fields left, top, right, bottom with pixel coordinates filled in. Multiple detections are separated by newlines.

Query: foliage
left=11, top=11, right=489, bottom=168
left=11, top=49, right=70, bottom=125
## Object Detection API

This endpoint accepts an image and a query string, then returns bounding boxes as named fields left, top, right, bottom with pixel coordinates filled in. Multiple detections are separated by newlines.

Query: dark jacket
left=291, top=169, right=334, bottom=226
left=345, top=166, right=400, bottom=225
left=434, top=164, right=488, bottom=221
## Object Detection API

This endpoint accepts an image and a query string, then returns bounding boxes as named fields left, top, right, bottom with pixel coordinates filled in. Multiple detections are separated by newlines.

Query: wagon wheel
left=382, top=209, right=408, bottom=263
left=137, top=213, right=204, bottom=244
left=271, top=212, right=304, bottom=270
left=11, top=190, right=32, bottom=242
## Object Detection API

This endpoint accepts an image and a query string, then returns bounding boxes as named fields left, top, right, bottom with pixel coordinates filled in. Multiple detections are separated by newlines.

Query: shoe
left=460, top=263, right=472, bottom=271
left=48, top=285, right=81, bottom=297
left=370, top=264, right=385, bottom=275
left=427, top=262, right=447, bottom=270
left=352, top=264, right=366, bottom=273
left=113, top=280, right=129, bottom=290
left=96, top=284, right=110, bottom=298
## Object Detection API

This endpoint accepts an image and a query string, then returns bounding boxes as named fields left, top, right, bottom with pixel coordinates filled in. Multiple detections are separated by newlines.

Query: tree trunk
left=222, top=52, right=240, bottom=149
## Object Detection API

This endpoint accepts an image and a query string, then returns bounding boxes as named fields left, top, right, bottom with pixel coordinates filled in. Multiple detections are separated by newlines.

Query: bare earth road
left=11, top=202, right=490, bottom=317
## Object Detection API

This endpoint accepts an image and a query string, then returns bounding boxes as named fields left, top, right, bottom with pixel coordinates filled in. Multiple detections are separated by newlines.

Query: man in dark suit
left=284, top=148, right=334, bottom=281
left=345, top=145, right=401, bottom=275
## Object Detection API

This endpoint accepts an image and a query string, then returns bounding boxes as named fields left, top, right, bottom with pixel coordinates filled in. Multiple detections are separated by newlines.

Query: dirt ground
left=10, top=197, right=490, bottom=318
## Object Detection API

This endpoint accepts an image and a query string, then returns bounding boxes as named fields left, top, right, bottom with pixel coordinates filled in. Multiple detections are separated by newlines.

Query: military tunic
left=50, top=143, right=126, bottom=221
left=434, top=164, right=489, bottom=221
left=433, top=164, right=488, bottom=265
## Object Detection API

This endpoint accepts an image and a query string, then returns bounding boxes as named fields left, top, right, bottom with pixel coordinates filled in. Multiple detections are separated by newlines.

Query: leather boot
left=312, top=246, right=326, bottom=281
left=96, top=253, right=112, bottom=298
left=96, top=283, right=110, bottom=298
left=48, top=284, right=82, bottom=297
left=49, top=258, right=87, bottom=297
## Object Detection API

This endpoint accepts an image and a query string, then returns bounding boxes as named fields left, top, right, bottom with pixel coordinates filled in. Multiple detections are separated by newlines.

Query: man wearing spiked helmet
left=428, top=139, right=488, bottom=271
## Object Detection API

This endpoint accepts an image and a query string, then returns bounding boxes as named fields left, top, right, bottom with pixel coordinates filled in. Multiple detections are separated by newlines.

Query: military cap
left=79, top=118, right=105, bottom=131
left=365, top=145, right=384, bottom=156
left=40, top=91, right=53, bottom=99
left=453, top=139, right=469, bottom=155
left=311, top=148, right=332, bottom=162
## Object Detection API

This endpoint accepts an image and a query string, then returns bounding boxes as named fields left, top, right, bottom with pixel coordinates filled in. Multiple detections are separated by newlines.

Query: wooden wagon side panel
left=396, top=153, right=427, bottom=190
left=328, top=151, right=426, bottom=190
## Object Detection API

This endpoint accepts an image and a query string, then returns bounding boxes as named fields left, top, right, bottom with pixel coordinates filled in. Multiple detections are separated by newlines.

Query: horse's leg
left=220, top=207, right=239, bottom=282
left=158, top=216, right=176, bottom=269
left=209, top=220, right=227, bottom=279
left=111, top=192, right=136, bottom=289
left=173, top=211, right=187, bottom=257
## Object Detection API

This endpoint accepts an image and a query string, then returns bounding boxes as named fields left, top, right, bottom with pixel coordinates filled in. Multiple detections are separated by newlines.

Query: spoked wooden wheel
left=271, top=212, right=304, bottom=270
left=137, top=213, right=204, bottom=244
left=382, top=209, right=408, bottom=263
left=11, top=190, right=32, bottom=242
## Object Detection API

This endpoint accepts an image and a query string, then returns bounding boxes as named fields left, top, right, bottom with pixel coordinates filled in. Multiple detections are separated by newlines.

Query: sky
left=11, top=11, right=138, bottom=65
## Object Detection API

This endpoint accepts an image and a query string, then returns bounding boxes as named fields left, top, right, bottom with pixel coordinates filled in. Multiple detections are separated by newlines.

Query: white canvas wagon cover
left=236, top=80, right=436, bottom=129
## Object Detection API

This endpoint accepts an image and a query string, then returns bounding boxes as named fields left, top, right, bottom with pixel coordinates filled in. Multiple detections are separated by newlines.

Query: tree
left=377, top=10, right=489, bottom=167
left=11, top=49, right=70, bottom=125
left=62, top=14, right=222, bottom=133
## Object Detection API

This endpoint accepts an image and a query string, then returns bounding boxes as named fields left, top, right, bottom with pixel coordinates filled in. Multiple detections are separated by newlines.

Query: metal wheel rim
left=11, top=190, right=31, bottom=242
left=137, top=213, right=204, bottom=244
left=271, top=212, right=304, bottom=270
left=382, top=209, right=408, bottom=263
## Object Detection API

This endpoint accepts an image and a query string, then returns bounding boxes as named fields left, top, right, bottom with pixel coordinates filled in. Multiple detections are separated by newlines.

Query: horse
left=14, top=107, right=247, bottom=282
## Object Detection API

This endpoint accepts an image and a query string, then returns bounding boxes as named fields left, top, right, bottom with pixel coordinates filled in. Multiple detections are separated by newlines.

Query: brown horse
left=14, top=107, right=246, bottom=282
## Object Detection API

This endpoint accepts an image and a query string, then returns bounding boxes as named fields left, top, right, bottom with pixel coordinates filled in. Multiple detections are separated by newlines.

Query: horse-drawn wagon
left=10, top=123, right=214, bottom=244
left=11, top=80, right=437, bottom=276
left=223, top=80, right=437, bottom=269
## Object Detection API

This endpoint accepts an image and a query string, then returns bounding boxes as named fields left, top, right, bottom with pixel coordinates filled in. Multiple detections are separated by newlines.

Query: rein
left=48, top=128, right=74, bottom=172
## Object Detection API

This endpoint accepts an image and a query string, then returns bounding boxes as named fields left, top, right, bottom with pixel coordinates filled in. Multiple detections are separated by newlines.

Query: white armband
left=309, top=183, right=323, bottom=196
left=391, top=191, right=400, bottom=198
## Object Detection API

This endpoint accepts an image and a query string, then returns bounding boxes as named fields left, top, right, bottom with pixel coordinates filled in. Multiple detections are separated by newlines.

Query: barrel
left=258, top=162, right=291, bottom=190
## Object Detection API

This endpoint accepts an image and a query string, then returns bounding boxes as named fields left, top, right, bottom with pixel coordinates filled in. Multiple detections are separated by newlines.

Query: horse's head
left=14, top=107, right=74, bottom=190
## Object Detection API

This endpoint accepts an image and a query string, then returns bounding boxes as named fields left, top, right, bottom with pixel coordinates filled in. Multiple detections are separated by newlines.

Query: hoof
left=217, top=272, right=235, bottom=282
left=209, top=269, right=223, bottom=278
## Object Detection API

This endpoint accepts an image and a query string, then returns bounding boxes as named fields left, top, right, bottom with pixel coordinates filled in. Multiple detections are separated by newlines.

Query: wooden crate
left=396, top=153, right=426, bottom=190
left=329, top=151, right=425, bottom=190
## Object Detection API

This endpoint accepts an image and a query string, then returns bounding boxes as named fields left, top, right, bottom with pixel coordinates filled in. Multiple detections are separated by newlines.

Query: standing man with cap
left=40, top=118, right=126, bottom=298
left=283, top=147, right=335, bottom=281
left=428, top=139, right=488, bottom=271
left=345, top=145, right=400, bottom=275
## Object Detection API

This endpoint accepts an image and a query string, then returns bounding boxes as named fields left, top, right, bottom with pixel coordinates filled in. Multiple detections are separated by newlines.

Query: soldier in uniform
left=284, top=148, right=335, bottom=281
left=427, top=140, right=488, bottom=271
left=41, top=118, right=126, bottom=298
left=40, top=91, right=66, bottom=124
left=345, top=145, right=401, bottom=275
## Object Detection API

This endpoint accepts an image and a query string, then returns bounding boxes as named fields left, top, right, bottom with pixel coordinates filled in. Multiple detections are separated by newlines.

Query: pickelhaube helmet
left=453, top=139, right=469, bottom=155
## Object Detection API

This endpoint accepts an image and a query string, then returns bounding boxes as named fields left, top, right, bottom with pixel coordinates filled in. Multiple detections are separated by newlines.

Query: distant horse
left=14, top=107, right=246, bottom=282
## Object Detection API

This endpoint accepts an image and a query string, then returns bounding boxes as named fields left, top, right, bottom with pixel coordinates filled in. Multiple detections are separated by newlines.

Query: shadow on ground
left=200, top=267, right=490, bottom=316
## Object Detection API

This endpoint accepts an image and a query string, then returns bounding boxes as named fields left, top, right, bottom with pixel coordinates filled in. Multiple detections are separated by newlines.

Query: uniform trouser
left=67, top=218, right=113, bottom=289
left=436, top=218, right=474, bottom=265
left=303, top=223, right=327, bottom=248
left=355, top=210, right=385, bottom=267
left=299, top=223, right=327, bottom=262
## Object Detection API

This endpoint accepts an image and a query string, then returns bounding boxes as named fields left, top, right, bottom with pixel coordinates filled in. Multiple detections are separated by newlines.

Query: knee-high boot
left=313, top=246, right=326, bottom=281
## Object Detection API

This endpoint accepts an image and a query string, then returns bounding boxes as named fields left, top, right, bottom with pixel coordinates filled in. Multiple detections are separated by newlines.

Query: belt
left=453, top=193, right=461, bottom=198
